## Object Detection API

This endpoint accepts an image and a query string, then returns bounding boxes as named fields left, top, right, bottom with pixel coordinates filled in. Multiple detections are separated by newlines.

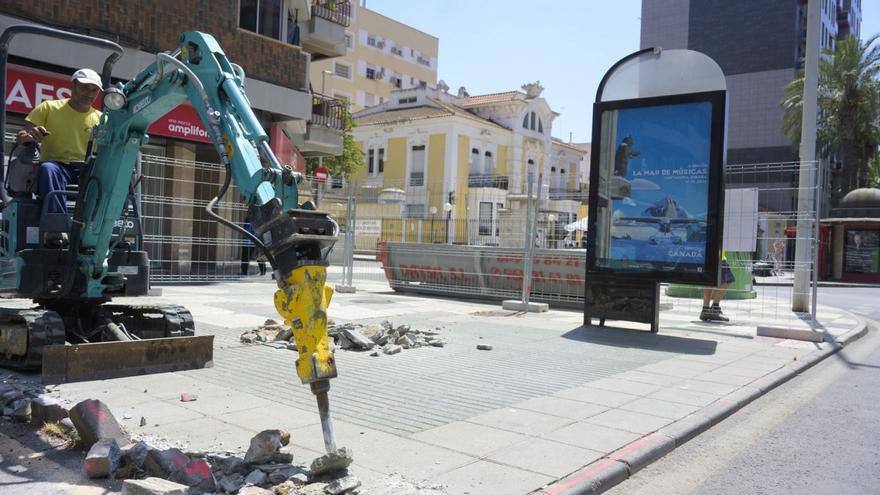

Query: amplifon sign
left=4, top=64, right=211, bottom=143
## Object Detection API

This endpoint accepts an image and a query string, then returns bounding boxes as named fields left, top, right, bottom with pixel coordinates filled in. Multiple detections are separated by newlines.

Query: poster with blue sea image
left=609, top=101, right=711, bottom=271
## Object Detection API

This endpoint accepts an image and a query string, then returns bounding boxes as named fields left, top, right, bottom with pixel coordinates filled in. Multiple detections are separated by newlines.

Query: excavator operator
left=15, top=67, right=102, bottom=216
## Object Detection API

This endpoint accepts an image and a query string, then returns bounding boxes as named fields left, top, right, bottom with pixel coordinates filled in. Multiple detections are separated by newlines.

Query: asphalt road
left=605, top=317, right=880, bottom=495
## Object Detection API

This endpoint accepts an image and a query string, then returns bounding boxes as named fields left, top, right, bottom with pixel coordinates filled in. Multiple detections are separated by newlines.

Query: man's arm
left=15, top=122, right=50, bottom=145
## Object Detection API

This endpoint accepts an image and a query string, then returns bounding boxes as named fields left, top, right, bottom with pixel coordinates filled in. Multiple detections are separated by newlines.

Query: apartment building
left=641, top=0, right=861, bottom=211
left=349, top=82, right=588, bottom=247
left=310, top=2, right=438, bottom=112
left=1, top=0, right=349, bottom=277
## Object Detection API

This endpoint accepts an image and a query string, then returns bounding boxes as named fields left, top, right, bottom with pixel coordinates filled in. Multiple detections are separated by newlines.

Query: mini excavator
left=0, top=26, right=345, bottom=457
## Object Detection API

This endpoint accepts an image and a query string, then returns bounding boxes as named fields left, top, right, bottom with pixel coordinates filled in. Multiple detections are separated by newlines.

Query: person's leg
left=37, top=161, right=70, bottom=214
left=240, top=246, right=252, bottom=276
left=258, top=260, right=266, bottom=276
left=700, top=288, right=715, bottom=321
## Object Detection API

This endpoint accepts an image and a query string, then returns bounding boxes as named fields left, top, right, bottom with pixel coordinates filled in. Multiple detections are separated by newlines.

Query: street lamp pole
left=443, top=202, right=453, bottom=244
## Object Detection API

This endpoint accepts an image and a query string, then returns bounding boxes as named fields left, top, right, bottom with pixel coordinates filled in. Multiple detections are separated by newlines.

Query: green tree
left=781, top=34, right=880, bottom=202
left=305, top=106, right=364, bottom=179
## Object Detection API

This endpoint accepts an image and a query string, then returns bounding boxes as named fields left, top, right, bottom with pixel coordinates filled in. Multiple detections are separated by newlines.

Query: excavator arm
left=67, top=32, right=344, bottom=457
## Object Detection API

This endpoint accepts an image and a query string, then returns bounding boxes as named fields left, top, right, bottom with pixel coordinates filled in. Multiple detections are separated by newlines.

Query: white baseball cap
left=71, top=68, right=102, bottom=89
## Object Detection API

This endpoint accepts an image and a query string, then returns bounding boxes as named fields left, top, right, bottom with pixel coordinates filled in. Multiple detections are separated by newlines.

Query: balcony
left=300, top=0, right=350, bottom=60
left=548, top=188, right=588, bottom=201
left=292, top=93, right=344, bottom=156
left=468, top=174, right=509, bottom=190
left=409, top=172, right=425, bottom=187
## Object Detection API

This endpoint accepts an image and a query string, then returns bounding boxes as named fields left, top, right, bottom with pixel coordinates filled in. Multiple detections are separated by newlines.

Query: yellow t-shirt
left=25, top=99, right=101, bottom=164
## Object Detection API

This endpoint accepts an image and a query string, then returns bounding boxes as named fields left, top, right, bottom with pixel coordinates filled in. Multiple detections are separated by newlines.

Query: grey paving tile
left=620, top=397, right=700, bottom=420
left=648, top=386, right=723, bottom=407
left=553, top=386, right=640, bottom=407
left=511, top=396, right=609, bottom=420
left=586, top=377, right=662, bottom=397
left=613, top=370, right=685, bottom=387
left=410, top=421, right=528, bottom=457
left=544, top=421, right=641, bottom=453
left=466, top=407, right=573, bottom=436
left=428, top=460, right=553, bottom=495
left=115, top=401, right=204, bottom=429
left=353, top=436, right=477, bottom=479
left=585, top=409, right=673, bottom=435
left=176, top=392, right=277, bottom=416
left=137, top=417, right=255, bottom=452
left=217, top=404, right=319, bottom=433
left=670, top=379, right=742, bottom=396
left=487, top=438, right=604, bottom=478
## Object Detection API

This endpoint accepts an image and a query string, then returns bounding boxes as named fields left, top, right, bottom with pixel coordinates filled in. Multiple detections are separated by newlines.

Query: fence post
left=335, top=179, right=356, bottom=293
left=811, top=163, right=821, bottom=329
left=522, top=173, right=543, bottom=309
left=520, top=172, right=534, bottom=304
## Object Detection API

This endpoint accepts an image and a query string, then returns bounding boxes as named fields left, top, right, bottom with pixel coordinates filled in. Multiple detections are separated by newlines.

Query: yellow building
left=309, top=2, right=439, bottom=112
left=350, top=82, right=589, bottom=247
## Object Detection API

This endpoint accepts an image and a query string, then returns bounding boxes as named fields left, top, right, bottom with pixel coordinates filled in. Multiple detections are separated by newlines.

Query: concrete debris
left=265, top=465, right=306, bottom=484
left=376, top=474, right=451, bottom=495
left=30, top=396, right=68, bottom=424
left=84, top=438, right=121, bottom=478
left=245, top=468, right=268, bottom=485
left=117, top=441, right=151, bottom=478
left=122, top=477, right=188, bottom=495
left=58, top=417, right=75, bottom=432
left=476, top=344, right=493, bottom=351
left=219, top=473, right=246, bottom=493
left=180, top=393, right=198, bottom=402
left=245, top=429, right=291, bottom=465
left=325, top=475, right=361, bottom=495
left=238, top=486, right=274, bottom=495
left=241, top=321, right=295, bottom=345
left=7, top=397, right=31, bottom=422
left=309, top=447, right=353, bottom=476
left=69, top=399, right=128, bottom=449
left=143, top=447, right=217, bottom=491
left=271, top=449, right=294, bottom=464
left=208, top=453, right=246, bottom=475
left=327, top=321, right=446, bottom=355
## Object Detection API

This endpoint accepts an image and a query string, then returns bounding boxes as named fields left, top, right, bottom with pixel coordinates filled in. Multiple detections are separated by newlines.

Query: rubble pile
left=1, top=387, right=363, bottom=494
left=240, top=319, right=447, bottom=357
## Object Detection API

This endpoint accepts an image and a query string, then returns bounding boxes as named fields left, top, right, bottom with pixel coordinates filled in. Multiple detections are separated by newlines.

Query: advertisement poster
left=844, top=230, right=880, bottom=274
left=599, top=101, right=713, bottom=274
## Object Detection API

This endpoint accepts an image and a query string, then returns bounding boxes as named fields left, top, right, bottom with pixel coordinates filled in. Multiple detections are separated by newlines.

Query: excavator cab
left=0, top=25, right=212, bottom=383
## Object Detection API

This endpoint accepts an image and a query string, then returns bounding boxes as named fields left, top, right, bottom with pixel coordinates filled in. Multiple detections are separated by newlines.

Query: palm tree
left=781, top=34, right=880, bottom=203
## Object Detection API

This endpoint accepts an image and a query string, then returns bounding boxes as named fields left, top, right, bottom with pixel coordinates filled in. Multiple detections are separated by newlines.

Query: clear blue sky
left=365, top=0, right=879, bottom=145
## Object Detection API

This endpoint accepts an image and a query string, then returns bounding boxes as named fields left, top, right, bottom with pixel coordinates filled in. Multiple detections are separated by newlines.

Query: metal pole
left=520, top=172, right=534, bottom=304
left=347, top=189, right=356, bottom=287
left=793, top=0, right=819, bottom=313
left=343, top=180, right=354, bottom=286
left=523, top=173, right=543, bottom=308
left=811, top=164, right=822, bottom=328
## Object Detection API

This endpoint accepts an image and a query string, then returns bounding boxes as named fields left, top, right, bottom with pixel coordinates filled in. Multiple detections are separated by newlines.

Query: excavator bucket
left=41, top=335, right=214, bottom=384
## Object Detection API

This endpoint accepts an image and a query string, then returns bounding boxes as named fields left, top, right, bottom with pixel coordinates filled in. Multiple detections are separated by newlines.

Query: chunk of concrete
left=237, top=486, right=274, bottom=495
left=382, top=344, right=402, bottom=355
left=170, top=457, right=216, bottom=492
left=476, top=344, right=493, bottom=351
left=342, top=328, right=376, bottom=350
left=208, top=453, right=245, bottom=474
left=310, top=447, right=353, bottom=476
left=266, top=465, right=306, bottom=484
left=84, top=438, right=121, bottom=479
left=244, top=468, right=267, bottom=485
left=30, top=396, right=68, bottom=424
left=244, top=430, right=290, bottom=465
left=326, top=475, right=361, bottom=495
left=218, top=473, right=245, bottom=493
left=69, top=399, right=128, bottom=449
left=144, top=448, right=190, bottom=479
left=121, top=477, right=188, bottom=495
left=7, top=398, right=31, bottom=422
left=501, top=299, right=549, bottom=312
left=117, top=441, right=150, bottom=479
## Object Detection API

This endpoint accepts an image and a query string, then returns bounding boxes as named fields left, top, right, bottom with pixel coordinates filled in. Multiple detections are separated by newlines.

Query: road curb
left=538, top=314, right=869, bottom=495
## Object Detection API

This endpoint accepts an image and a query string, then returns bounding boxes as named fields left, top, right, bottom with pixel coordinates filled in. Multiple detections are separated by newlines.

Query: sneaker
left=701, top=306, right=729, bottom=322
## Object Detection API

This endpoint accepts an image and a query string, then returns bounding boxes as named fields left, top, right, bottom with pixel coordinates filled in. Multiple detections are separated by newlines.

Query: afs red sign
left=4, top=64, right=211, bottom=143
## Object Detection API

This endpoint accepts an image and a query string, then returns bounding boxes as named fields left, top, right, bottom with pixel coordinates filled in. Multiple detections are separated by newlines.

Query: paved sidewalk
left=18, top=280, right=866, bottom=494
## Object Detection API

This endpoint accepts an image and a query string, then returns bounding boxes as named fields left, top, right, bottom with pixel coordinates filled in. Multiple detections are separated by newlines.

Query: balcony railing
left=312, top=0, right=352, bottom=27
left=311, top=93, right=345, bottom=131
left=468, top=174, right=509, bottom=190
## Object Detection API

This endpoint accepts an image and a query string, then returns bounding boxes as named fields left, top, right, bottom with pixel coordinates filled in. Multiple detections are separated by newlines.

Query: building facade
left=349, top=82, right=588, bottom=247
left=310, top=1, right=439, bottom=112
left=1, top=0, right=349, bottom=278
left=640, top=0, right=861, bottom=211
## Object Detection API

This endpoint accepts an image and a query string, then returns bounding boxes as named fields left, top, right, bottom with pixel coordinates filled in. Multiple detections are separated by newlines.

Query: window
left=367, top=34, right=377, bottom=47
left=334, top=62, right=351, bottom=79
left=367, top=149, right=374, bottom=174
left=344, top=32, right=353, bottom=49
left=404, top=204, right=425, bottom=219
left=391, top=76, right=403, bottom=89
left=527, top=159, right=536, bottom=184
left=478, top=202, right=493, bottom=236
left=484, top=151, right=494, bottom=171
left=365, top=65, right=376, bottom=80
left=398, top=96, right=417, bottom=104
left=366, top=147, right=384, bottom=175
left=538, top=118, right=543, bottom=134
left=378, top=148, right=385, bottom=173
left=523, top=114, right=529, bottom=129
left=239, top=0, right=282, bottom=39
left=470, top=148, right=481, bottom=174
left=409, top=145, right=426, bottom=186
left=530, top=112, right=536, bottom=131
left=391, top=46, right=403, bottom=56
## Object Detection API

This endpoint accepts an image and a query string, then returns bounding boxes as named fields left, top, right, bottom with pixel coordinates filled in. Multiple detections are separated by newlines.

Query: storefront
left=819, top=188, right=880, bottom=284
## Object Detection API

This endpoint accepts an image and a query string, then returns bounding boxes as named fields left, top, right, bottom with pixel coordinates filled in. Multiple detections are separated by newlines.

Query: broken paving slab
left=121, top=477, right=188, bottom=495
left=310, top=447, right=353, bottom=477
left=84, top=438, right=121, bottom=478
left=244, top=429, right=291, bottom=465
left=69, top=399, right=128, bottom=449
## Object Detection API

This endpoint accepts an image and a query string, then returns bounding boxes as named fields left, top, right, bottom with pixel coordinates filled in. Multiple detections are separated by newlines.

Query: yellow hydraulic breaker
left=274, top=265, right=341, bottom=454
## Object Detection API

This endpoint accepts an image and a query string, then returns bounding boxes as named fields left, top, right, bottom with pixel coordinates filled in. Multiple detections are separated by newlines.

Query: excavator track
left=99, top=303, right=196, bottom=339
left=0, top=308, right=66, bottom=370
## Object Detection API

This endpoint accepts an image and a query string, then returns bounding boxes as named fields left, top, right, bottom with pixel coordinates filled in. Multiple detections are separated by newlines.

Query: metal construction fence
left=0, top=134, right=826, bottom=325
